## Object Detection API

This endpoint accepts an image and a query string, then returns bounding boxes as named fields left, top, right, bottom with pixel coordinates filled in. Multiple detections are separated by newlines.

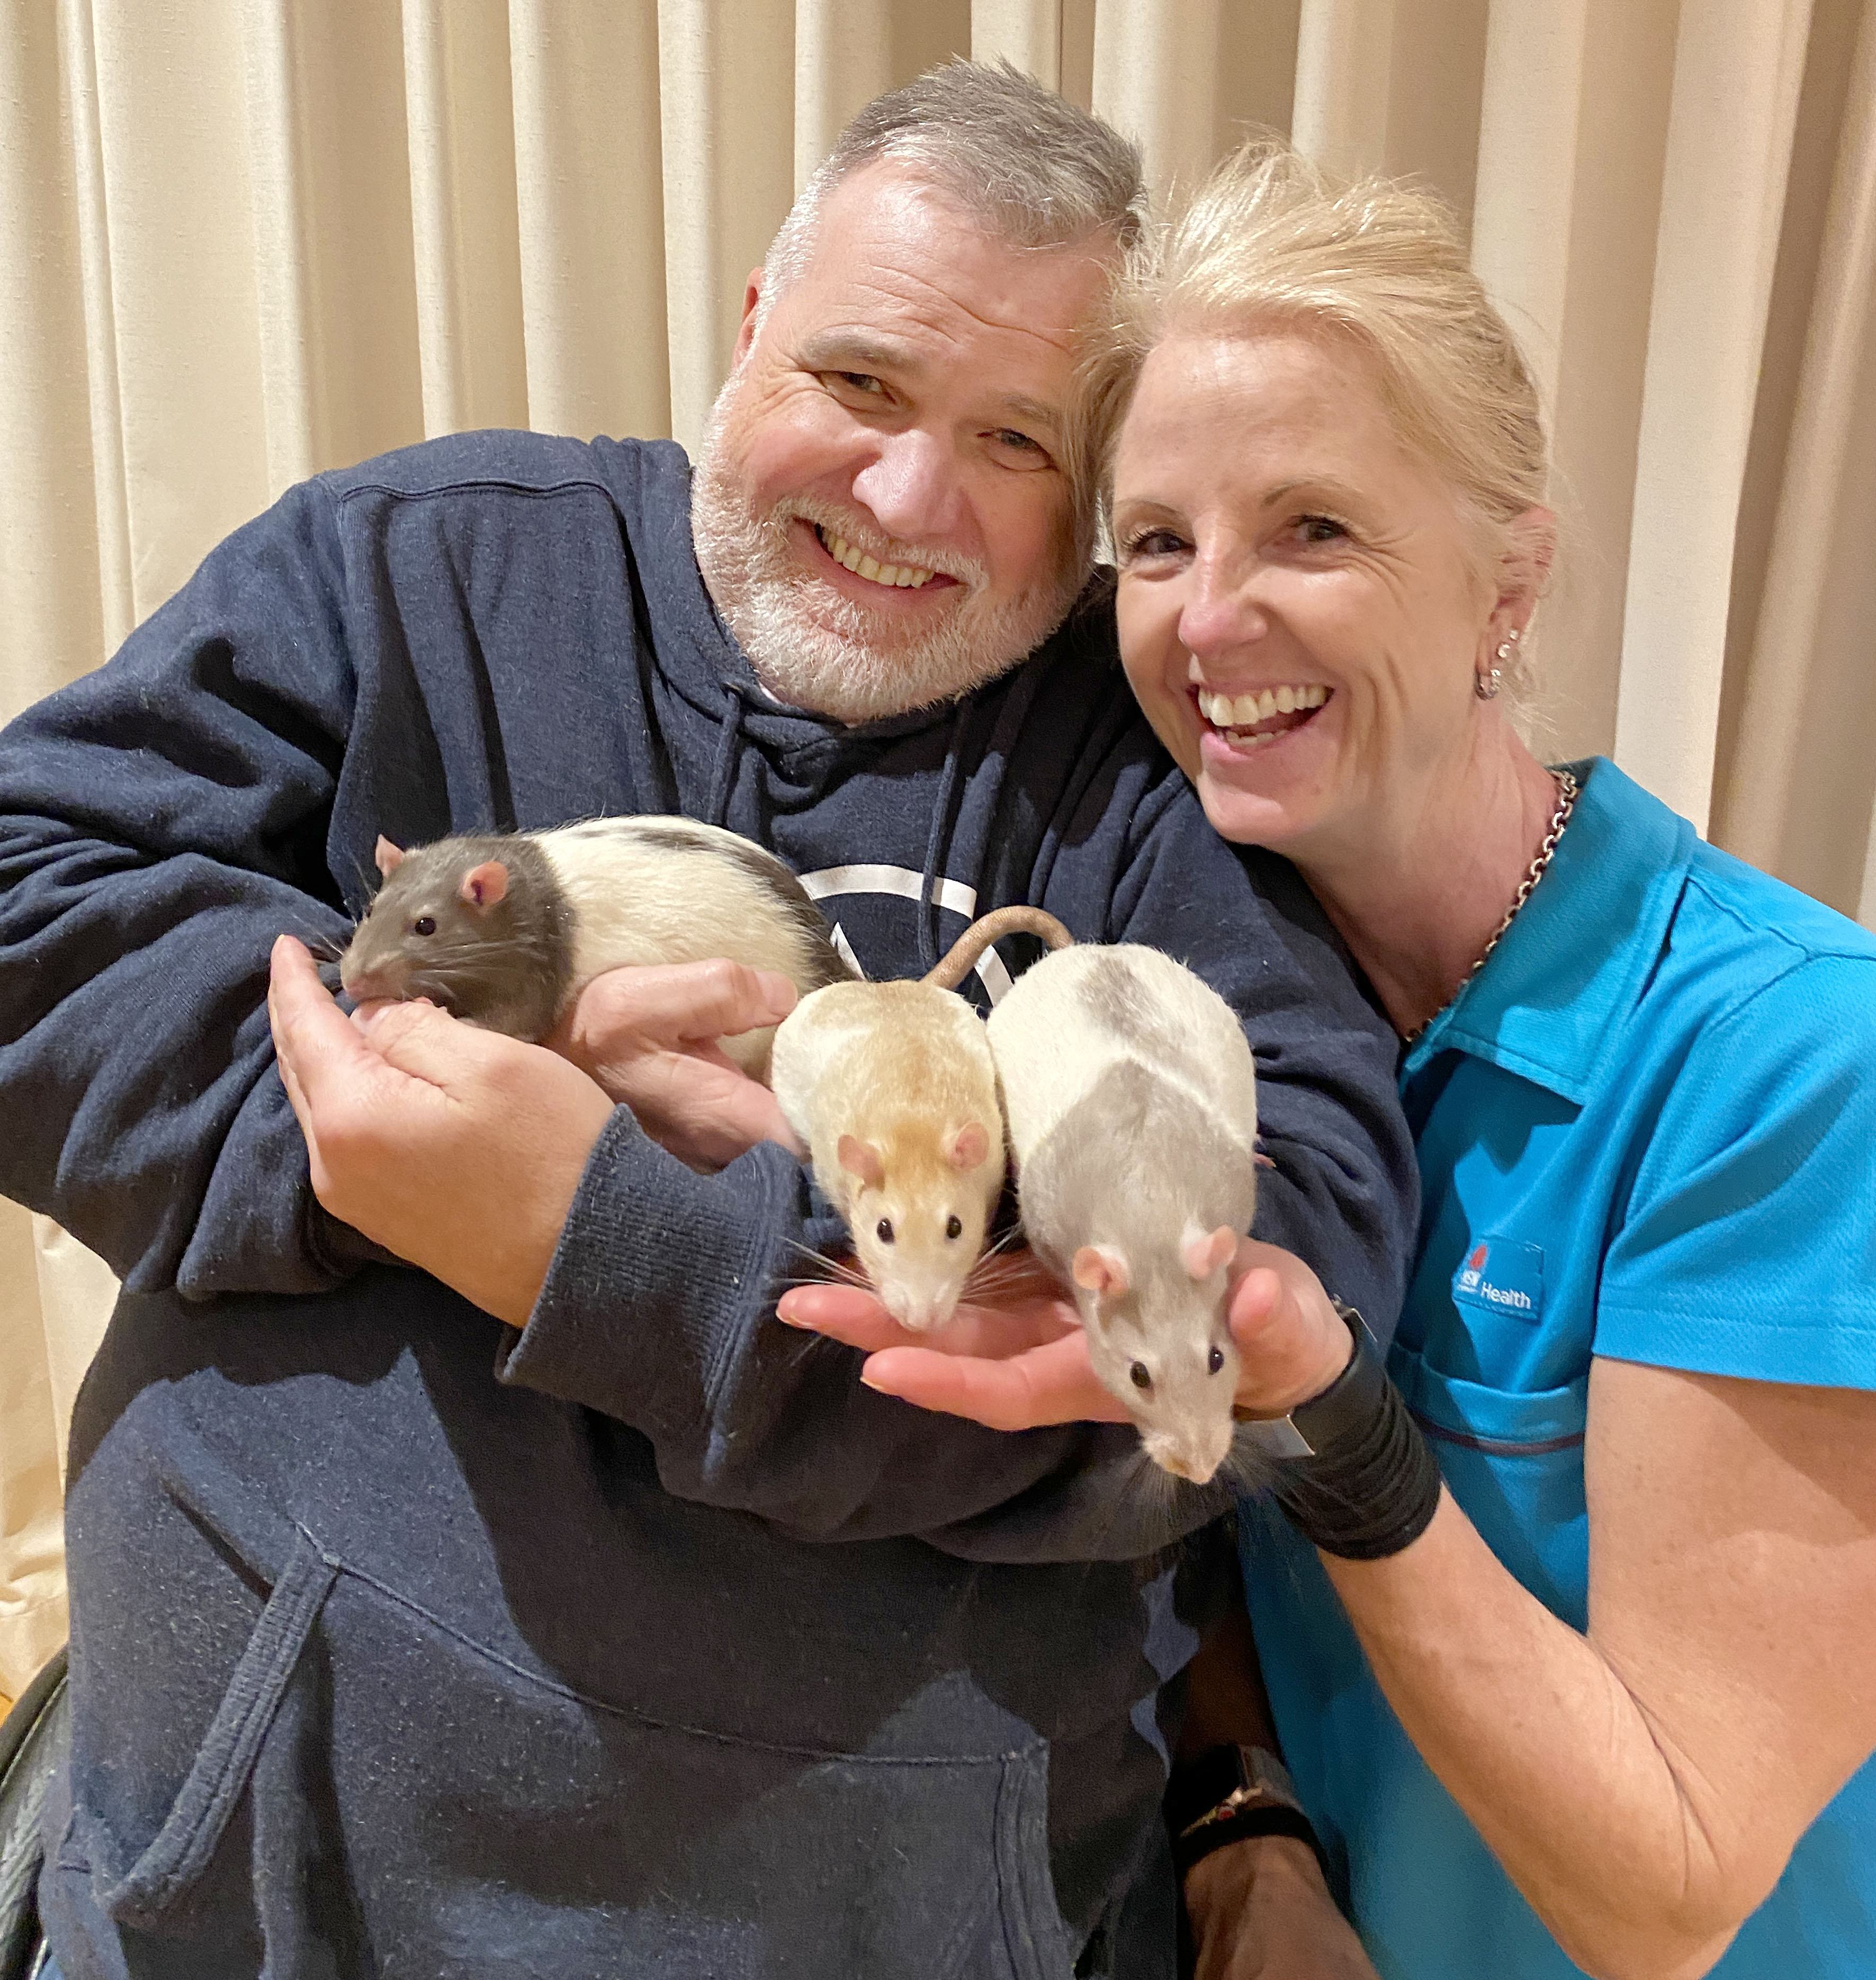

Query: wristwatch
left=1234, top=1299, right=1379, bottom=1459
left=1166, top=1743, right=1329, bottom=1882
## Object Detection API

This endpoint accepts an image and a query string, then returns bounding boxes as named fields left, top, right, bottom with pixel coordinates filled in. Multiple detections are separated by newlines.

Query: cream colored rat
left=768, top=906, right=1073, bottom=1331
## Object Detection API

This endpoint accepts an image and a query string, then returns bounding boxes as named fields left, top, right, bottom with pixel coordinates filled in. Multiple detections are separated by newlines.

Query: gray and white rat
left=768, top=906, right=1073, bottom=1331
left=984, top=942, right=1261, bottom=1485
left=338, top=817, right=854, bottom=1073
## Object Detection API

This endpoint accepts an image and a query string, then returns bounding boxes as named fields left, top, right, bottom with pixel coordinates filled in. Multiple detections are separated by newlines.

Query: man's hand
left=547, top=959, right=804, bottom=1171
left=268, top=935, right=615, bottom=1325
left=777, top=1252, right=1129, bottom=1429
left=1184, top=1838, right=1378, bottom=1980
left=777, top=1237, right=1351, bottom=1429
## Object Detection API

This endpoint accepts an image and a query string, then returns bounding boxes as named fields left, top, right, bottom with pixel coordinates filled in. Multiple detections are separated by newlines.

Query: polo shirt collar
left=1400, top=757, right=1695, bottom=1103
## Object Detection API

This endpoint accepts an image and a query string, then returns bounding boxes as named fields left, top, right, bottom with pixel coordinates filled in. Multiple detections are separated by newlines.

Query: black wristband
left=1265, top=1305, right=1442, bottom=1560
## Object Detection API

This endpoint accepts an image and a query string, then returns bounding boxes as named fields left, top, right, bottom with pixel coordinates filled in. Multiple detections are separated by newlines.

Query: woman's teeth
left=1197, top=682, right=1330, bottom=729
left=816, top=526, right=935, bottom=589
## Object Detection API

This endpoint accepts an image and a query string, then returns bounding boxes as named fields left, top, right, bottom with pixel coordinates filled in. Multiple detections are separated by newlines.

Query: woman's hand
left=1185, top=1839, right=1379, bottom=1980
left=546, top=958, right=804, bottom=1171
left=776, top=1236, right=1353, bottom=1428
left=777, top=1252, right=1130, bottom=1429
left=1223, top=1239, right=1358, bottom=1416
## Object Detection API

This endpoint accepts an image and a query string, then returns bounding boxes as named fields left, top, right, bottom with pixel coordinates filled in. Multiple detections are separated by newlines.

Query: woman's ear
left=1496, top=503, right=1557, bottom=624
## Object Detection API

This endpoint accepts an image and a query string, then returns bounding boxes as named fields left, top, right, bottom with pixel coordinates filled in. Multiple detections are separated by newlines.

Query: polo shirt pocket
left=1387, top=1343, right=1590, bottom=1625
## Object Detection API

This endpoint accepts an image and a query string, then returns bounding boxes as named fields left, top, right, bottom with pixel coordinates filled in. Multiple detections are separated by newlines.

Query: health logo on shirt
left=1450, top=1236, right=1544, bottom=1319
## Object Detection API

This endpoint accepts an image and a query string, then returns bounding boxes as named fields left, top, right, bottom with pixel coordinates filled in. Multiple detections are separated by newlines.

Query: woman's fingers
left=777, top=1284, right=915, bottom=1351
left=777, top=1281, right=1083, bottom=1357
left=859, top=1331, right=1129, bottom=1429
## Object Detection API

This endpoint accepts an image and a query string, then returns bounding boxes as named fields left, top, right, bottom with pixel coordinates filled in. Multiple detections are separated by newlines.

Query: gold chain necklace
left=1403, top=767, right=1579, bottom=1047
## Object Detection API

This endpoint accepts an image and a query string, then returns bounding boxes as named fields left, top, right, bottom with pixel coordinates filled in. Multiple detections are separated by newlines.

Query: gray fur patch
left=1017, top=1060, right=1259, bottom=1288
left=354, top=829, right=575, bottom=1038
left=1079, top=954, right=1181, bottom=1053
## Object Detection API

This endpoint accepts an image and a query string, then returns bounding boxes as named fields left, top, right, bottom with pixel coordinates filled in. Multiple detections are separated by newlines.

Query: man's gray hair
left=757, top=59, right=1146, bottom=325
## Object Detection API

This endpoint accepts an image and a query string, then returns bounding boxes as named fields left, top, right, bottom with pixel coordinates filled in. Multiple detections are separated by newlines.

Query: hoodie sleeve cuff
left=492, top=1104, right=804, bottom=1431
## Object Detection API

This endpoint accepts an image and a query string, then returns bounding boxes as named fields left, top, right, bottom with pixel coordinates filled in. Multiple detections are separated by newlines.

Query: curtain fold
left=1714, top=0, right=1876, bottom=899
left=510, top=0, right=671, bottom=444
left=1612, top=0, right=1815, bottom=835
left=3, top=0, right=1873, bottom=1697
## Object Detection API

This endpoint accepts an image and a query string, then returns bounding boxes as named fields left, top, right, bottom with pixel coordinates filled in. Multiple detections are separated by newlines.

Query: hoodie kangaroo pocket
left=94, top=1526, right=338, bottom=1933
left=300, top=1569, right=1082, bottom=1979
left=61, top=1499, right=1085, bottom=1978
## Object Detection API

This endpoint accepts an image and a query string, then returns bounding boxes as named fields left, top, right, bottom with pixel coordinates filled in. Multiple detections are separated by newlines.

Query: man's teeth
left=1196, top=683, right=1330, bottom=727
left=818, top=527, right=935, bottom=588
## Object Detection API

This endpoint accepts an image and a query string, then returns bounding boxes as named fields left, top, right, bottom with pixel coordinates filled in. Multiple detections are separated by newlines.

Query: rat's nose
left=1149, top=1433, right=1228, bottom=1487
left=338, top=958, right=401, bottom=1004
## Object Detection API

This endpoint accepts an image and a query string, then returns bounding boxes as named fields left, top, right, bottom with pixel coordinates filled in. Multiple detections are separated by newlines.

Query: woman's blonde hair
left=1082, top=138, right=1552, bottom=692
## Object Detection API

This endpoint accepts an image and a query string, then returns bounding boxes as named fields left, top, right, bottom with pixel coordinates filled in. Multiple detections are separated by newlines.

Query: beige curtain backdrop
left=2, top=0, right=1873, bottom=1698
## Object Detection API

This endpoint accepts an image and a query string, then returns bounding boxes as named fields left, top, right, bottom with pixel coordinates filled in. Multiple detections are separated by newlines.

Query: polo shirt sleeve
left=1595, top=954, right=1876, bottom=1390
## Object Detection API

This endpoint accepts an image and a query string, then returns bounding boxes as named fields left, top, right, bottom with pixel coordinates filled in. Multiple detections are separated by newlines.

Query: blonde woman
left=785, top=145, right=1876, bottom=1980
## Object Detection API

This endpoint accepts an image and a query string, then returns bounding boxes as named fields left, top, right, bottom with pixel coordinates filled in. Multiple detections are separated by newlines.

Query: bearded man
left=0, top=62, right=1413, bottom=1980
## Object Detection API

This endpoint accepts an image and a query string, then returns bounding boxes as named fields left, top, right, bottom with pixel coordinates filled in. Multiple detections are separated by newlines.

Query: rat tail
left=922, top=906, right=1075, bottom=992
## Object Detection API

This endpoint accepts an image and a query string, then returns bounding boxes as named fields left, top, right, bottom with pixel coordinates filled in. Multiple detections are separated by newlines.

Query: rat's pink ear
left=460, top=860, right=509, bottom=910
left=1072, top=1244, right=1130, bottom=1296
left=947, top=1122, right=990, bottom=1169
left=837, top=1135, right=884, bottom=1189
left=1181, top=1225, right=1237, bottom=1280
left=374, top=836, right=406, bottom=878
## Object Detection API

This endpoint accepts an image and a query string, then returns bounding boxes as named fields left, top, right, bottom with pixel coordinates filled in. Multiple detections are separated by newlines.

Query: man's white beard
left=690, top=388, right=1084, bottom=726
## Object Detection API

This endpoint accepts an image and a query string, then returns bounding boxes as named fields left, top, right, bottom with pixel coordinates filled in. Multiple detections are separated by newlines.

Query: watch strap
left=1173, top=1802, right=1329, bottom=1883
left=1167, top=1743, right=1330, bottom=1886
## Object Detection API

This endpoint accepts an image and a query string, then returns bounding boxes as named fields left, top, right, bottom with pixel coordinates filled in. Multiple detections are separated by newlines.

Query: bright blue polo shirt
left=1241, top=757, right=1876, bottom=1978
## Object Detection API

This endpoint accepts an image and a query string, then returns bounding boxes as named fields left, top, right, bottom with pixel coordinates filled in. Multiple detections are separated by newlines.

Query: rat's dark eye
left=1130, top=1361, right=1152, bottom=1391
left=1208, top=1345, right=1225, bottom=1375
left=412, top=915, right=437, bottom=937
left=876, top=1218, right=895, bottom=1245
left=945, top=1214, right=963, bottom=1240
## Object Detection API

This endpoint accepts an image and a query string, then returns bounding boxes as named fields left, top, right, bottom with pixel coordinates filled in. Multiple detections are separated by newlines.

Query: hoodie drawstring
left=916, top=699, right=975, bottom=974
left=706, top=683, right=749, bottom=829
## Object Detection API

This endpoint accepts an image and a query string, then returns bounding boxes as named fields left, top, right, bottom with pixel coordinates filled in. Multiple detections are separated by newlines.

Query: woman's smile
left=1188, top=659, right=1334, bottom=754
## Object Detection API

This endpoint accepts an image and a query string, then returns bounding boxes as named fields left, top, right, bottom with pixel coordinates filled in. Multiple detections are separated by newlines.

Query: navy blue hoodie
left=0, top=434, right=1414, bottom=1978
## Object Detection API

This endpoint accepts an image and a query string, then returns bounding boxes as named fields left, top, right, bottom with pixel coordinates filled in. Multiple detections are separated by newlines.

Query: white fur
left=537, top=817, right=840, bottom=1072
left=984, top=943, right=1258, bottom=1163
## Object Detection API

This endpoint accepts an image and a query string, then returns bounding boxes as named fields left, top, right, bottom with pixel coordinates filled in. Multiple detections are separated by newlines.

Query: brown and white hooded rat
left=337, top=816, right=853, bottom=1073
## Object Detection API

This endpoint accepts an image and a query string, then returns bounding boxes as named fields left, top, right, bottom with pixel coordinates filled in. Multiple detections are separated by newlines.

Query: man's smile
left=793, top=517, right=966, bottom=606
left=811, top=522, right=939, bottom=588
